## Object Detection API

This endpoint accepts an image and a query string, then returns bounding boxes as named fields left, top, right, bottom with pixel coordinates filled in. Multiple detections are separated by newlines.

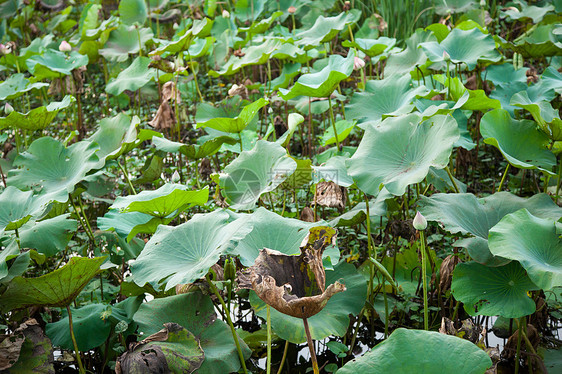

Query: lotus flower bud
left=443, top=51, right=451, bottom=62
left=171, top=170, right=180, bottom=183
left=4, top=103, right=13, bottom=114
left=480, top=0, right=486, bottom=7
left=224, top=258, right=236, bottom=282
left=353, top=56, right=365, bottom=70
left=222, top=9, right=230, bottom=18
left=59, top=41, right=71, bottom=52
left=288, top=6, right=296, bottom=14
left=0, top=44, right=6, bottom=55
left=413, top=211, right=427, bottom=231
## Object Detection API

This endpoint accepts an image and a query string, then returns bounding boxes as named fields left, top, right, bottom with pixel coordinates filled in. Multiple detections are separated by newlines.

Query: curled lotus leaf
left=238, top=227, right=345, bottom=319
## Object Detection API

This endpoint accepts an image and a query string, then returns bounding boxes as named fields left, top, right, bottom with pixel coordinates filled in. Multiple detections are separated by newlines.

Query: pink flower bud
left=4, top=103, right=14, bottom=114
left=59, top=41, right=71, bottom=52
left=222, top=9, right=230, bottom=18
left=353, top=56, right=365, bottom=70
left=288, top=6, right=296, bottom=14
left=413, top=211, right=427, bottom=231
left=0, top=44, right=6, bottom=55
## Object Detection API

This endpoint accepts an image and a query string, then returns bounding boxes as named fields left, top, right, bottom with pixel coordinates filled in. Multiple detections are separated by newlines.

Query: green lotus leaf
left=187, top=36, right=215, bottom=58
left=511, top=92, right=562, bottom=141
left=196, top=98, right=267, bottom=134
left=88, top=113, right=140, bottom=164
left=150, top=18, right=213, bottom=56
left=501, top=0, right=554, bottom=23
left=427, top=166, right=467, bottom=193
left=238, top=11, right=283, bottom=34
left=133, top=292, right=251, bottom=374
left=218, top=140, right=297, bottom=210
left=542, top=346, right=562, bottom=373
left=347, top=113, right=459, bottom=196
left=209, top=39, right=283, bottom=77
left=234, top=0, right=265, bottom=22
left=500, top=23, right=562, bottom=58
left=110, top=183, right=209, bottom=217
left=329, top=189, right=391, bottom=227
left=0, top=186, right=47, bottom=233
left=230, top=207, right=322, bottom=267
left=46, top=296, right=141, bottom=351
left=18, top=214, right=78, bottom=257
left=384, top=29, right=436, bottom=77
left=0, top=95, right=75, bottom=131
left=295, top=11, right=359, bottom=49
left=97, top=210, right=152, bottom=241
left=342, top=36, right=396, bottom=56
left=320, top=120, right=355, bottom=146
left=131, top=210, right=252, bottom=290
left=489, top=209, right=562, bottom=290
left=119, top=0, right=147, bottom=26
left=7, top=137, right=100, bottom=203
left=250, top=261, right=366, bottom=344
left=433, top=0, right=478, bottom=15
left=0, top=256, right=106, bottom=312
left=418, top=192, right=562, bottom=266
left=117, top=322, right=204, bottom=373
left=276, top=112, right=305, bottom=148
left=346, top=75, right=428, bottom=126
left=481, top=63, right=528, bottom=87
left=152, top=135, right=237, bottom=160
left=0, top=73, right=49, bottom=100
left=432, top=74, right=501, bottom=111
left=313, top=155, right=355, bottom=188
left=100, top=24, right=154, bottom=62
left=480, top=108, right=556, bottom=174
left=270, top=62, right=301, bottom=91
left=451, top=260, right=538, bottom=318
left=420, top=27, right=501, bottom=70
left=106, top=56, right=157, bottom=96
left=26, top=50, right=88, bottom=79
left=338, top=328, right=492, bottom=373
left=278, top=51, right=354, bottom=100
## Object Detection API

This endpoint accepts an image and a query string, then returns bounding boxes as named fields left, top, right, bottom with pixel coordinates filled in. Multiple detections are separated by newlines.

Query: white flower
left=222, top=9, right=230, bottom=18
left=353, top=56, right=365, bottom=70
left=59, top=41, right=71, bottom=52
left=413, top=211, right=427, bottom=231
left=4, top=103, right=13, bottom=114
left=442, top=51, right=451, bottom=62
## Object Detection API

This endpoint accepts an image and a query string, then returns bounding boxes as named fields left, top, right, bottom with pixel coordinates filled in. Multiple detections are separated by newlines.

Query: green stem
left=276, top=340, right=289, bottom=374
left=78, top=195, right=95, bottom=240
left=118, top=161, right=137, bottom=195
left=420, top=230, right=429, bottom=330
left=364, top=194, right=375, bottom=303
left=555, top=155, right=562, bottom=198
left=445, top=60, right=451, bottom=100
left=303, top=317, right=319, bottom=374
left=328, top=95, right=340, bottom=151
left=266, top=305, right=272, bottom=374
left=187, top=52, right=203, bottom=102
left=444, top=166, right=460, bottom=193
left=69, top=195, right=95, bottom=243
left=497, top=163, right=510, bottom=192
left=66, top=305, right=85, bottom=374
left=383, top=278, right=389, bottom=338
left=238, top=131, right=243, bottom=152
left=514, top=317, right=523, bottom=374
left=205, top=275, right=248, bottom=374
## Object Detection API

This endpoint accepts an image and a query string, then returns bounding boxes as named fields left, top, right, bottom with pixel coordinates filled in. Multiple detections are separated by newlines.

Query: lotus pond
left=1, top=0, right=562, bottom=373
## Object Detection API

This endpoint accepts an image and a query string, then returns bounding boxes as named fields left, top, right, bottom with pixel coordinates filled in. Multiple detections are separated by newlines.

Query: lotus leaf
left=0, top=256, right=106, bottom=312
left=0, top=186, right=47, bottom=233
left=238, top=11, right=283, bottom=34
left=418, top=192, right=562, bottom=266
left=342, top=37, right=396, bottom=57
left=451, top=260, right=538, bottom=318
left=0, top=95, right=75, bottom=131
left=18, top=214, right=78, bottom=257
left=106, top=56, right=157, bottom=96
left=119, top=0, right=147, bottom=26
left=3, top=319, right=55, bottom=373
left=97, top=210, right=153, bottom=241
left=338, top=328, right=492, bottom=373
left=384, top=29, right=436, bottom=77
left=346, top=113, right=459, bottom=196
left=480, top=108, right=556, bottom=174
left=295, top=11, right=359, bottom=49
left=0, top=73, right=49, bottom=100
left=278, top=51, right=354, bottom=100
left=511, top=91, right=562, bottom=141
left=133, top=292, right=251, bottom=374
left=131, top=210, right=252, bottom=290
left=7, top=137, right=100, bottom=203
left=482, top=63, right=528, bottom=87
left=196, top=98, right=268, bottom=134
left=100, top=24, right=154, bottom=62
left=501, top=0, right=554, bottom=23
left=88, top=113, right=140, bottom=164
left=489, top=209, right=562, bottom=290
left=420, top=27, right=501, bottom=70
left=500, top=23, right=562, bottom=58
left=150, top=18, right=213, bottom=56
left=26, top=50, right=88, bottom=79
left=313, top=155, right=355, bottom=188
left=218, top=140, right=297, bottom=210
left=152, top=135, right=237, bottom=160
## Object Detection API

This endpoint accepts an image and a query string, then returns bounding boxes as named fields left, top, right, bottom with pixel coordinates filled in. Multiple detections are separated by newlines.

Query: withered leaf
left=315, top=181, right=347, bottom=210
left=439, top=254, right=460, bottom=292
left=238, top=227, right=345, bottom=319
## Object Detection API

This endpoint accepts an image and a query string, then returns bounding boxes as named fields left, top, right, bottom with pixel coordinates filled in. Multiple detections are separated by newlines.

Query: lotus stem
left=238, top=131, right=243, bottom=152
left=266, top=305, right=272, bottom=374
left=276, top=340, right=289, bottom=374
left=555, top=156, right=562, bottom=198
left=206, top=275, right=248, bottom=374
left=497, top=163, right=510, bottom=192
left=66, top=305, right=85, bottom=374
left=348, top=306, right=364, bottom=356
left=420, top=230, right=429, bottom=330
left=118, top=160, right=137, bottom=195
left=69, top=195, right=95, bottom=243
left=302, top=317, right=319, bottom=374
left=328, top=95, right=340, bottom=151
left=445, top=166, right=460, bottom=193
left=514, top=317, right=523, bottom=374
left=383, top=278, right=389, bottom=338
left=364, top=194, right=376, bottom=304
left=187, top=52, right=203, bottom=102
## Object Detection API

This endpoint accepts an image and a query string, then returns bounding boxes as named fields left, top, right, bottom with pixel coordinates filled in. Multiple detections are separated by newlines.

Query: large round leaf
left=209, top=39, right=283, bottom=77
left=342, top=37, right=396, bottom=57
left=346, top=75, right=428, bottom=127
left=0, top=256, right=106, bottom=312
left=489, top=209, right=562, bottom=290
left=346, top=113, right=459, bottom=196
left=420, top=27, right=501, bottom=70
left=106, top=56, right=157, bottom=96
left=278, top=51, right=355, bottom=100
left=88, top=113, right=140, bottom=165
left=0, top=186, right=46, bottom=233
left=451, top=260, right=538, bottom=318
left=338, top=328, right=492, bottom=373
left=133, top=292, right=251, bottom=374
left=119, top=0, right=147, bottom=25
left=7, top=137, right=100, bottom=203
left=131, top=210, right=252, bottom=291
left=26, top=50, right=88, bottom=79
left=152, top=135, right=237, bottom=160
left=294, top=11, right=358, bottom=49
left=0, top=95, right=75, bottom=131
left=480, top=109, right=556, bottom=174
left=0, top=73, right=49, bottom=100
left=250, top=261, right=366, bottom=344
left=195, top=98, right=268, bottom=134
left=418, top=192, right=562, bottom=266
left=218, top=140, right=297, bottom=210
left=385, top=29, right=436, bottom=77
left=99, top=24, right=154, bottom=62
left=18, top=214, right=78, bottom=257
